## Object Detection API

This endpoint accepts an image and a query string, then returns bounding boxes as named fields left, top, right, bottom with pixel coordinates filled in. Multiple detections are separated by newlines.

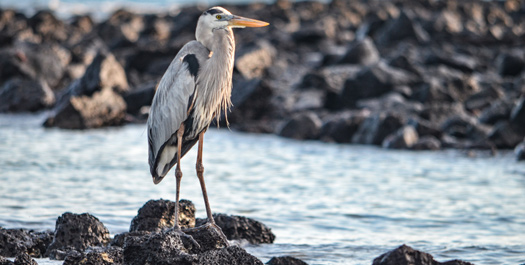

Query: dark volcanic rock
left=122, top=229, right=194, bottom=265
left=46, top=212, right=110, bottom=259
left=352, top=112, right=405, bottom=145
left=235, top=40, right=276, bottom=80
left=375, top=10, right=430, bottom=46
left=62, top=246, right=123, bottom=265
left=266, top=256, right=308, bottom=265
left=515, top=140, right=525, bottom=161
left=487, top=121, right=524, bottom=149
left=130, top=199, right=196, bottom=232
left=278, top=112, right=322, bottom=140
left=320, top=111, right=369, bottom=143
left=45, top=50, right=128, bottom=129
left=372, top=245, right=474, bottom=265
left=496, top=52, right=525, bottom=77
left=411, top=136, right=442, bottom=151
left=479, top=99, right=513, bottom=125
left=122, top=228, right=262, bottom=265
left=382, top=125, right=419, bottom=149
left=44, top=86, right=127, bottom=129
left=0, top=256, right=13, bottom=265
left=337, top=37, right=379, bottom=66
left=196, top=214, right=276, bottom=245
left=123, top=81, right=156, bottom=116
left=510, top=97, right=525, bottom=134
left=342, top=62, right=418, bottom=107
left=0, top=78, right=55, bottom=112
left=0, top=229, right=53, bottom=258
left=13, top=252, right=37, bottom=265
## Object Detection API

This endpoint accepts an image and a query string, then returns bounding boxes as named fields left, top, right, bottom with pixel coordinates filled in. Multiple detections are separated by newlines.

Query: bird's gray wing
left=147, top=40, right=209, bottom=183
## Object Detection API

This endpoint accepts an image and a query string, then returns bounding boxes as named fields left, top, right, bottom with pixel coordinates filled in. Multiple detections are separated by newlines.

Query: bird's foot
left=166, top=226, right=201, bottom=249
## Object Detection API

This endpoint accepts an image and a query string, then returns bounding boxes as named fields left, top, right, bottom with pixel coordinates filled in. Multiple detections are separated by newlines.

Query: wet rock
left=424, top=52, right=479, bottom=73
left=479, top=99, right=513, bottom=125
left=97, top=9, right=145, bottom=48
left=407, top=118, right=442, bottom=139
left=0, top=43, right=66, bottom=89
left=196, top=214, right=276, bottom=245
left=382, top=125, right=419, bottom=149
left=130, top=199, right=195, bottom=232
left=0, top=229, right=53, bottom=258
left=28, top=10, right=68, bottom=43
left=320, top=111, right=369, bottom=143
left=122, top=230, right=194, bottom=265
left=44, top=86, right=127, bottom=129
left=62, top=246, right=123, bottom=265
left=372, top=244, right=474, bottom=265
left=278, top=112, right=322, bottom=140
left=357, top=92, right=423, bottom=115
left=352, top=112, right=405, bottom=146
left=510, top=97, right=525, bottom=134
left=123, top=81, right=156, bottom=116
left=227, top=77, right=274, bottom=132
left=496, top=52, right=525, bottom=77
left=341, top=62, right=418, bottom=107
left=515, top=140, right=525, bottom=161
left=464, top=86, right=502, bottom=112
left=46, top=212, right=110, bottom=259
left=487, top=121, right=524, bottom=149
left=13, top=252, right=37, bottom=265
left=235, top=40, right=276, bottom=79
left=375, top=10, right=430, bottom=46
left=0, top=256, right=13, bottom=265
left=266, top=256, right=308, bottom=265
left=0, top=78, right=55, bottom=112
left=45, top=50, right=128, bottom=129
left=196, top=245, right=263, bottom=265
left=411, top=136, right=442, bottom=151
left=337, top=37, right=379, bottom=66
left=440, top=115, right=489, bottom=141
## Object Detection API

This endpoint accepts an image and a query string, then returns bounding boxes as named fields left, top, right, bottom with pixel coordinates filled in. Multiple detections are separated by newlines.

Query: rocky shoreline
left=0, top=199, right=475, bottom=265
left=0, top=0, right=524, bottom=160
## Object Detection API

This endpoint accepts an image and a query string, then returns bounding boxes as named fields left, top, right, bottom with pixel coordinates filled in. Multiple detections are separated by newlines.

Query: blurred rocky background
left=1, top=0, right=524, bottom=158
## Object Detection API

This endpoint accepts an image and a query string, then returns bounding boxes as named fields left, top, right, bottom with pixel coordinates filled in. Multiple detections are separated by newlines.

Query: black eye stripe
left=204, top=8, right=222, bottom=15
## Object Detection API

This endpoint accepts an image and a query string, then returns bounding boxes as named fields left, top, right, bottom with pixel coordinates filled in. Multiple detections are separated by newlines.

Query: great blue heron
left=147, top=7, right=269, bottom=238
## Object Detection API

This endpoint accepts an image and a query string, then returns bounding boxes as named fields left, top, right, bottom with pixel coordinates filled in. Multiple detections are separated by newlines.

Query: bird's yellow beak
left=229, top=15, right=269, bottom=28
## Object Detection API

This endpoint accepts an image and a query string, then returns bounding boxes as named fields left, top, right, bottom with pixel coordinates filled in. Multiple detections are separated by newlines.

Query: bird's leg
left=174, top=123, right=185, bottom=231
left=196, top=132, right=229, bottom=245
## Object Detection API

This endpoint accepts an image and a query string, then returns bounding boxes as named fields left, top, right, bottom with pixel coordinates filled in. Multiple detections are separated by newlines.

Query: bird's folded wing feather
left=147, top=41, right=209, bottom=179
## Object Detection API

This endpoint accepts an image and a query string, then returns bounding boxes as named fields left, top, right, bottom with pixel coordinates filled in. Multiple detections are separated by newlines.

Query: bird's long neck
left=196, top=28, right=235, bottom=127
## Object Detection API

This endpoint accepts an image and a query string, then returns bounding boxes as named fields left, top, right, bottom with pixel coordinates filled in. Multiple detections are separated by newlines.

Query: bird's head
left=196, top=7, right=269, bottom=41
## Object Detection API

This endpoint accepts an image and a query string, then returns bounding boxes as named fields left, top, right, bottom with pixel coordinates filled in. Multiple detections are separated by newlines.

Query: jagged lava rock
left=46, top=212, right=110, bottom=259
left=62, top=246, right=123, bottom=265
left=352, top=112, right=404, bottom=145
left=278, top=112, right=322, bottom=140
left=382, top=125, right=419, bottom=149
left=0, top=228, right=53, bottom=258
left=196, top=214, right=276, bottom=244
left=266, top=256, right=309, bottom=265
left=0, top=78, right=55, bottom=112
left=13, top=252, right=37, bottom=265
left=45, top=50, right=128, bottom=129
left=372, top=245, right=474, bottom=265
left=515, top=140, right=525, bottom=161
left=0, top=256, right=13, bottom=265
left=337, top=37, right=379, bottom=66
left=130, top=199, right=195, bottom=232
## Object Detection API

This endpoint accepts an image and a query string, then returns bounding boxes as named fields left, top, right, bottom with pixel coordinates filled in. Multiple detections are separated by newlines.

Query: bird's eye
left=216, top=15, right=222, bottom=20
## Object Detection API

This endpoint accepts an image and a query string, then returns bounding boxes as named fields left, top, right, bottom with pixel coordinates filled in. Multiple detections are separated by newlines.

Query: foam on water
left=0, top=113, right=524, bottom=264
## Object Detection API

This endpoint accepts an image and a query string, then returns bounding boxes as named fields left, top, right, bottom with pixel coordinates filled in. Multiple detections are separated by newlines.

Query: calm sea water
left=0, top=113, right=524, bottom=264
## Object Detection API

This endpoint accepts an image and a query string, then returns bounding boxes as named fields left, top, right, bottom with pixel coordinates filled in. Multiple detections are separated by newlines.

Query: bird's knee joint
left=196, top=163, right=204, bottom=173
